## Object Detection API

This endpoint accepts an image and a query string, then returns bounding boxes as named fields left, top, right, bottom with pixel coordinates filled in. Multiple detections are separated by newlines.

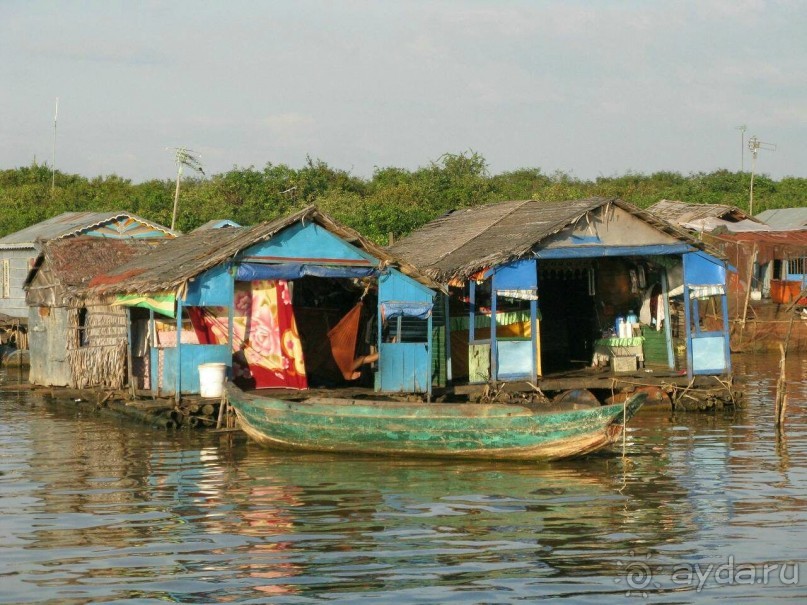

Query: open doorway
left=538, top=261, right=597, bottom=374
left=292, top=276, right=377, bottom=389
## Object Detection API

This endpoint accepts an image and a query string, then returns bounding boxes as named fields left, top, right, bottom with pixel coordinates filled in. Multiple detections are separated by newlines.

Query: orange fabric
left=327, top=303, right=363, bottom=380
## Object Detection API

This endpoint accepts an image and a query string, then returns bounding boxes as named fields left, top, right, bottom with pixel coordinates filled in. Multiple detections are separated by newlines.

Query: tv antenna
left=51, top=97, right=59, bottom=191
left=167, top=147, right=205, bottom=231
left=735, top=125, right=746, bottom=172
left=747, top=135, right=776, bottom=217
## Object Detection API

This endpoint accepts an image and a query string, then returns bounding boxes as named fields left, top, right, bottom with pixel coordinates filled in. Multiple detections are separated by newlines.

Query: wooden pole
left=775, top=343, right=788, bottom=429
left=741, top=243, right=758, bottom=330
left=171, top=163, right=183, bottom=231
left=216, top=391, right=226, bottom=429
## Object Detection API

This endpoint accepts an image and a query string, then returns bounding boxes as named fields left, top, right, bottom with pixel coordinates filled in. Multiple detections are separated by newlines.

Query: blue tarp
left=236, top=262, right=376, bottom=281
left=380, top=301, right=433, bottom=320
left=533, top=244, right=695, bottom=259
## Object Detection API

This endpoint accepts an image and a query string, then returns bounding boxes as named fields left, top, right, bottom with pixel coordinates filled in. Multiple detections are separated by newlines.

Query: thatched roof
left=647, top=199, right=757, bottom=225
left=24, top=236, right=166, bottom=307
left=388, top=197, right=712, bottom=281
left=86, top=206, right=441, bottom=297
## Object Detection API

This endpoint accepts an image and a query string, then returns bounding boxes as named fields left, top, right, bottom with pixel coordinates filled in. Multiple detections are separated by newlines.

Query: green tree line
left=1, top=153, right=804, bottom=244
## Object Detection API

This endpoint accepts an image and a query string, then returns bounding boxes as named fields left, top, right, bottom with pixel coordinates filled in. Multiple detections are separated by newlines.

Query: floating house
left=0, top=211, right=175, bottom=321
left=83, top=206, right=443, bottom=400
left=24, top=236, right=169, bottom=387
left=389, top=198, right=733, bottom=390
left=648, top=201, right=807, bottom=349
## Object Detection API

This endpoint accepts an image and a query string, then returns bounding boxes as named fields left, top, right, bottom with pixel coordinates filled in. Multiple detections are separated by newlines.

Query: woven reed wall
left=67, top=305, right=128, bottom=389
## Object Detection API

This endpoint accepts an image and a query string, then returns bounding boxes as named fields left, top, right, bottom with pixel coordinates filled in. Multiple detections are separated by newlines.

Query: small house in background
left=0, top=211, right=176, bottom=321
left=84, top=206, right=442, bottom=400
left=390, top=197, right=732, bottom=392
left=755, top=207, right=807, bottom=230
left=191, top=219, right=242, bottom=232
left=24, top=236, right=169, bottom=387
left=648, top=201, right=807, bottom=349
left=648, top=199, right=760, bottom=228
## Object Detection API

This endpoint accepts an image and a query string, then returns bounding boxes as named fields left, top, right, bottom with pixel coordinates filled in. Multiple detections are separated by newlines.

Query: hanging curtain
left=190, top=280, right=307, bottom=390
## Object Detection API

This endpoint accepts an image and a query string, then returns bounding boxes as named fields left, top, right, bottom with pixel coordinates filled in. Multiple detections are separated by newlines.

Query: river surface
left=1, top=354, right=806, bottom=604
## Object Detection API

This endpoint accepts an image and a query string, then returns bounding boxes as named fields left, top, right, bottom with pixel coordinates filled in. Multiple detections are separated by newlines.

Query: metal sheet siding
left=0, top=249, right=37, bottom=318
left=27, top=306, right=71, bottom=386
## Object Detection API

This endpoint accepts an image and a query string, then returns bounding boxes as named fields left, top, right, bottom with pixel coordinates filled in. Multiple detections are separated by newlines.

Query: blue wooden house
left=390, top=197, right=733, bottom=386
left=84, top=207, right=443, bottom=400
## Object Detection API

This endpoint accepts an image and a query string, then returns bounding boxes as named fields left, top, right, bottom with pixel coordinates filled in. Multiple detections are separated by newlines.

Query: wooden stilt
left=775, top=343, right=788, bottom=430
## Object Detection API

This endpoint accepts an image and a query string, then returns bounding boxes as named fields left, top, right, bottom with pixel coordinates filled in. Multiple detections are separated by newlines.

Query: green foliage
left=0, top=154, right=805, bottom=242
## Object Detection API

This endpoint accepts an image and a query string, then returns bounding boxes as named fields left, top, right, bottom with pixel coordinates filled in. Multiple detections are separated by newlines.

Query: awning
left=380, top=301, right=433, bottom=320
left=534, top=243, right=695, bottom=259
left=236, top=262, right=376, bottom=281
left=668, top=284, right=725, bottom=298
left=496, top=289, right=539, bottom=301
left=112, top=292, right=176, bottom=317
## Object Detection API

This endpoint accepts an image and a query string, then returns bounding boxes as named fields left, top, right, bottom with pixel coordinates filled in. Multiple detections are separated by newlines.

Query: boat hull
left=226, top=384, right=646, bottom=461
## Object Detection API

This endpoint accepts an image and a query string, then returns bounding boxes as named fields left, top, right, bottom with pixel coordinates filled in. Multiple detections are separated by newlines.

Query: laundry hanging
left=188, top=280, right=308, bottom=390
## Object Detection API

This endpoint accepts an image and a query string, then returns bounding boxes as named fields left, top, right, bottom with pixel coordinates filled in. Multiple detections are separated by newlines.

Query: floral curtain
left=189, top=280, right=307, bottom=390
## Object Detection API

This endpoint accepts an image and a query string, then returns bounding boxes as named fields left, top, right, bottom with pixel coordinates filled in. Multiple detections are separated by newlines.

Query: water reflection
left=0, top=353, right=805, bottom=603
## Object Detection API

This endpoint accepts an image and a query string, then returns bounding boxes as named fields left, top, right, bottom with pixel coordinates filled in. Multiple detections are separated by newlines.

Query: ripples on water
left=0, top=355, right=805, bottom=604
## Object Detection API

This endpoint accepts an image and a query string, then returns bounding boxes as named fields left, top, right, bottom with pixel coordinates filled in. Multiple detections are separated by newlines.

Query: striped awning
left=112, top=292, right=176, bottom=317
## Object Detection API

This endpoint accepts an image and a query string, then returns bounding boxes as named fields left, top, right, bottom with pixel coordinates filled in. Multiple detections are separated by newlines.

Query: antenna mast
left=168, top=147, right=205, bottom=231
left=51, top=97, right=59, bottom=191
left=747, top=135, right=776, bottom=217
left=736, top=125, right=747, bottom=172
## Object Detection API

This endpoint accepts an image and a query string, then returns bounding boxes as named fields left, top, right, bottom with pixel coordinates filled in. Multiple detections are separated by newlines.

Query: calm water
left=1, top=355, right=806, bottom=604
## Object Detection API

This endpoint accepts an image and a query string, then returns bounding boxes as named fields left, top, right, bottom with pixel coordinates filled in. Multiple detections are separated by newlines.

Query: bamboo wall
left=66, top=305, right=128, bottom=389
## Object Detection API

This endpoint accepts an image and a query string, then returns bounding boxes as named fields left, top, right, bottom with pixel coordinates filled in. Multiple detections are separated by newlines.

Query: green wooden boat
left=225, top=384, right=647, bottom=461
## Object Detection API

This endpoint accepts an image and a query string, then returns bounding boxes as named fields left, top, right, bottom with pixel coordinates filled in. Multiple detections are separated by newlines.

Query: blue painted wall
left=242, top=222, right=377, bottom=264
left=377, top=269, right=434, bottom=394
left=161, top=344, right=231, bottom=394
left=492, top=258, right=537, bottom=290
left=684, top=251, right=726, bottom=285
left=682, top=251, right=732, bottom=377
left=184, top=263, right=234, bottom=307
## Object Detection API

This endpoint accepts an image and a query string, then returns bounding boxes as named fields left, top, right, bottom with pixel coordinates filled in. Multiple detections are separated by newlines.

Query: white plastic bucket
left=198, top=362, right=226, bottom=398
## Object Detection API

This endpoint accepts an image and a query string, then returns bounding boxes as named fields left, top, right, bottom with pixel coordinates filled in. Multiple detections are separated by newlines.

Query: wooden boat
left=225, top=383, right=647, bottom=461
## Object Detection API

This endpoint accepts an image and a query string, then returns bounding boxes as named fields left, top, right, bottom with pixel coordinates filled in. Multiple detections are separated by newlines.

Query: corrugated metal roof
left=0, top=211, right=175, bottom=246
left=755, top=208, right=807, bottom=230
left=191, top=219, right=242, bottom=232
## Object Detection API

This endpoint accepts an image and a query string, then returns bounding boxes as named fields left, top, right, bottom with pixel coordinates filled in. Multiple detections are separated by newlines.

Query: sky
left=1, top=0, right=805, bottom=183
